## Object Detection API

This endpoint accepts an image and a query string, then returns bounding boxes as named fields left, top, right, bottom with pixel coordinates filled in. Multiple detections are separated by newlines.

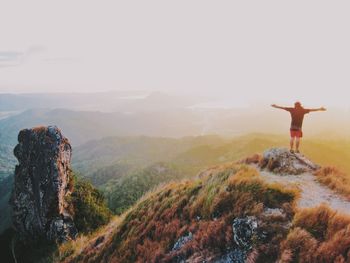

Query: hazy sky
left=0, top=1, right=349, bottom=108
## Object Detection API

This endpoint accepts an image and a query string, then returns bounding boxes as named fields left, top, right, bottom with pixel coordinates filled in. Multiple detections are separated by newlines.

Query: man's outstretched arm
left=271, top=104, right=289, bottom=110
left=306, top=107, right=327, bottom=112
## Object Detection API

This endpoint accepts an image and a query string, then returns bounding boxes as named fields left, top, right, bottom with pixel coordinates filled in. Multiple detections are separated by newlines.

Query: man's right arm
left=271, top=104, right=289, bottom=110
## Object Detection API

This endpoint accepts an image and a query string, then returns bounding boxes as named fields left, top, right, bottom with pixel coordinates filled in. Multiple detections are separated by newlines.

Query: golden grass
left=58, top=161, right=350, bottom=262
left=279, top=205, right=350, bottom=263
left=57, top=216, right=123, bottom=263
left=31, top=126, right=48, bottom=132
left=62, top=163, right=298, bottom=263
left=314, top=167, right=350, bottom=200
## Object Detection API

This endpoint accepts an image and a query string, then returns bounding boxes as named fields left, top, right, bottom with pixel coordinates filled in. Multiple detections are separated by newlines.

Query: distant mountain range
left=1, top=102, right=348, bottom=177
left=0, top=91, right=205, bottom=112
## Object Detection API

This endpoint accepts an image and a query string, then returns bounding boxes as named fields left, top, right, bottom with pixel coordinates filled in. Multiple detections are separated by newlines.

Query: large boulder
left=259, top=148, right=319, bottom=175
left=11, top=126, right=77, bottom=243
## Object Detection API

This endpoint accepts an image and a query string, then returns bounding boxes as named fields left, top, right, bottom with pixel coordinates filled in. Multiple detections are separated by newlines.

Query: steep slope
left=59, top=149, right=350, bottom=263
left=62, top=163, right=297, bottom=263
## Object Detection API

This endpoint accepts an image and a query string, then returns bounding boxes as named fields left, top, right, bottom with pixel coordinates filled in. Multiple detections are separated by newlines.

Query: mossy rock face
left=11, top=126, right=77, bottom=244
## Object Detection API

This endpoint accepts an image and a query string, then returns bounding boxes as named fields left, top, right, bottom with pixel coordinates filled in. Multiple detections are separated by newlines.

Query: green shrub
left=70, top=177, right=112, bottom=234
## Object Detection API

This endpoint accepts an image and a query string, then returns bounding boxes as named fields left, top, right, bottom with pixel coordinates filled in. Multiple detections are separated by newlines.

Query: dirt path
left=259, top=169, right=350, bottom=215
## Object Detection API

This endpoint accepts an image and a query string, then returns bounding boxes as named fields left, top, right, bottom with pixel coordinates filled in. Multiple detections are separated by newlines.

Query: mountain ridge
left=58, top=148, right=350, bottom=263
left=2, top=127, right=350, bottom=262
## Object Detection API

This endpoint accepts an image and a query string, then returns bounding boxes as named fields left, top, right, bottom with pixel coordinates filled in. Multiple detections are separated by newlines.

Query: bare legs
left=295, top=137, right=300, bottom=152
left=290, top=137, right=301, bottom=153
left=290, top=137, right=294, bottom=152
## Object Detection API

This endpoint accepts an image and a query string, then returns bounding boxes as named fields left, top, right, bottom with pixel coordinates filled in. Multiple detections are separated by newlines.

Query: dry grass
left=279, top=205, right=350, bottom=263
left=314, top=167, right=350, bottom=200
left=58, top=162, right=350, bottom=263
left=57, top=216, right=123, bottom=263
left=237, top=153, right=262, bottom=165
left=31, top=126, right=48, bottom=132
left=64, top=163, right=298, bottom=263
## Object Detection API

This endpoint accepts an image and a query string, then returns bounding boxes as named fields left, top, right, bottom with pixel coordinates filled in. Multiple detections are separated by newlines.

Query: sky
left=0, top=1, right=349, bottom=108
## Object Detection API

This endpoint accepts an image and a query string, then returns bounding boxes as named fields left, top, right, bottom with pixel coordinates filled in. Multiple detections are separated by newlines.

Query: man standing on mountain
left=271, top=102, right=326, bottom=153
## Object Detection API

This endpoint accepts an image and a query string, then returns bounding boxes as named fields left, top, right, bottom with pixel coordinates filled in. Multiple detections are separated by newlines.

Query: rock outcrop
left=232, top=216, right=258, bottom=250
left=259, top=148, right=320, bottom=175
left=172, top=232, right=193, bottom=251
left=213, top=216, right=260, bottom=263
left=11, top=126, right=77, bottom=243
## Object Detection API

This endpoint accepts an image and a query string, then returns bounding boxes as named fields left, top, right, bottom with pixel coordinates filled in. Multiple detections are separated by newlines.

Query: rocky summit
left=259, top=148, right=320, bottom=175
left=11, top=126, right=77, bottom=243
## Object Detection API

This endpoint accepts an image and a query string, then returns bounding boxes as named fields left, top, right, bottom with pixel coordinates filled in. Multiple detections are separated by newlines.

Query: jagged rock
left=214, top=217, right=259, bottom=263
left=170, top=232, right=194, bottom=263
left=11, top=126, right=77, bottom=243
left=172, top=232, right=193, bottom=251
left=259, top=148, right=319, bottom=175
left=232, top=216, right=258, bottom=250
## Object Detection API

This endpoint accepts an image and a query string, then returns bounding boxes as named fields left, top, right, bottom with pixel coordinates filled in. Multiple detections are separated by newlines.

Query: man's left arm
left=306, top=107, right=327, bottom=112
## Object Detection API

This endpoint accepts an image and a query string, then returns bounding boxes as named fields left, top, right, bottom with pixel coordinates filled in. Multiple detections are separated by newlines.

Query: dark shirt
left=285, top=107, right=310, bottom=130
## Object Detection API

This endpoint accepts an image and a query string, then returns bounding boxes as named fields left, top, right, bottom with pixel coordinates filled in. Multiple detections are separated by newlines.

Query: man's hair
left=294, top=101, right=302, bottom=107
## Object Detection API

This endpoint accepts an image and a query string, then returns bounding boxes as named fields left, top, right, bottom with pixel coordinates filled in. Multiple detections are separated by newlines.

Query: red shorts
left=290, top=129, right=303, bottom=138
